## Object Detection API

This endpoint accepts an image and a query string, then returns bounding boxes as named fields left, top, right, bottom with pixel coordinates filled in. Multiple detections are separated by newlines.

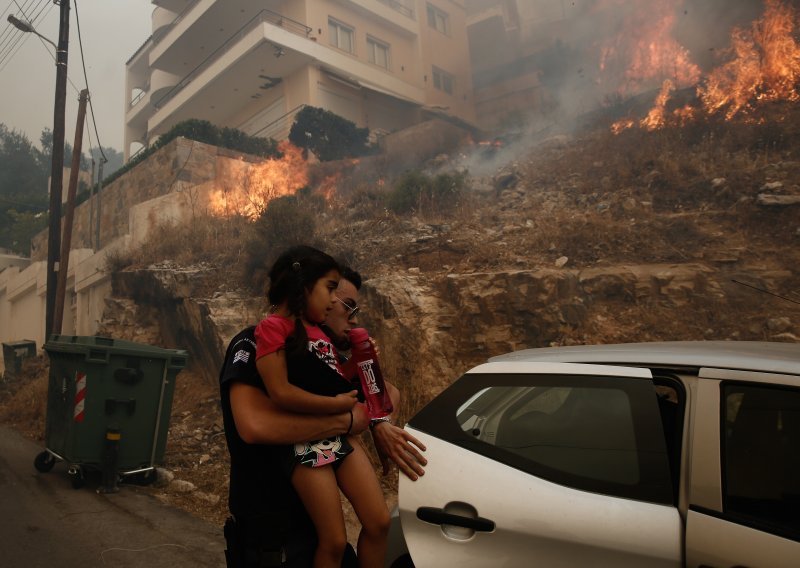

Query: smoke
left=476, top=0, right=770, bottom=130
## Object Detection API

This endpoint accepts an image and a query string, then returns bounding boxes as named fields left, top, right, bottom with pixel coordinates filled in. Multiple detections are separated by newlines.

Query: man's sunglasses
left=336, top=297, right=360, bottom=319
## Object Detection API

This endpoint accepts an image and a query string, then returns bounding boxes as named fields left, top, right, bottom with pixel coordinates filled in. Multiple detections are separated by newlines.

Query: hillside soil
left=2, top=107, right=799, bottom=537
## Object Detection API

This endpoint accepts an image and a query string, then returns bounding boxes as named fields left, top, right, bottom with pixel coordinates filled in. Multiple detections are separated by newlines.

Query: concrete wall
left=0, top=136, right=266, bottom=374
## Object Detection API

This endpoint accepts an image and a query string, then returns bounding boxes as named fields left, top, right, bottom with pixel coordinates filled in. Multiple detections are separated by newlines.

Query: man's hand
left=371, top=421, right=427, bottom=480
left=350, top=402, right=370, bottom=435
left=332, top=390, right=359, bottom=412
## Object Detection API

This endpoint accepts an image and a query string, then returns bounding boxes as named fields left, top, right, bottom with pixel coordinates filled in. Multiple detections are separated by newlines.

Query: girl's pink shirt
left=254, top=314, right=344, bottom=376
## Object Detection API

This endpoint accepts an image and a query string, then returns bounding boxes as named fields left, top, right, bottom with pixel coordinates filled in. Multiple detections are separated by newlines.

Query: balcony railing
left=153, top=9, right=312, bottom=110
left=152, top=0, right=200, bottom=48
left=129, top=84, right=150, bottom=108
left=376, top=0, right=414, bottom=19
left=249, top=104, right=307, bottom=140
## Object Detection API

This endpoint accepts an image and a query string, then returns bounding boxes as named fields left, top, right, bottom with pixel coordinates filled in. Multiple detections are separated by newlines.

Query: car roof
left=490, top=341, right=800, bottom=376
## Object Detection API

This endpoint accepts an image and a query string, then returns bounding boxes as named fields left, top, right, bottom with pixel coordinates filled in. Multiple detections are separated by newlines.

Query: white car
left=388, top=341, right=800, bottom=567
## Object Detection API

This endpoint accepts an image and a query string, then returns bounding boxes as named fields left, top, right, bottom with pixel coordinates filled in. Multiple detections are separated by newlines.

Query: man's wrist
left=369, top=416, right=391, bottom=429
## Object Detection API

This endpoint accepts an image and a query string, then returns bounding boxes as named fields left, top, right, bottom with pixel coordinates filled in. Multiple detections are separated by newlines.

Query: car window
left=411, top=372, right=673, bottom=505
left=459, top=385, right=639, bottom=485
left=722, top=383, right=800, bottom=541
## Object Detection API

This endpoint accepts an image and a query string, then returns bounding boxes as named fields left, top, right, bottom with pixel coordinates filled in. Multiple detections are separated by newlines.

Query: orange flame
left=698, top=0, right=800, bottom=119
left=611, top=0, right=800, bottom=133
left=209, top=141, right=308, bottom=219
left=598, top=0, right=701, bottom=96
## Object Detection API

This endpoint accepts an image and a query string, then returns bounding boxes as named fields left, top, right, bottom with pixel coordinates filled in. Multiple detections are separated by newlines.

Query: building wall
left=417, top=0, right=475, bottom=121
left=30, top=137, right=255, bottom=262
left=125, top=0, right=476, bottom=160
left=1, top=137, right=269, bottom=371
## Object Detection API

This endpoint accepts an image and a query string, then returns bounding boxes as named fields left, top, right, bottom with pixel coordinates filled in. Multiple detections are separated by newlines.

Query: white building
left=125, top=0, right=476, bottom=160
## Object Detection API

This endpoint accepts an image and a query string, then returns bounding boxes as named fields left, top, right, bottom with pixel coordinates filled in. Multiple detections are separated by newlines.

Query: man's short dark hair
left=340, top=266, right=362, bottom=290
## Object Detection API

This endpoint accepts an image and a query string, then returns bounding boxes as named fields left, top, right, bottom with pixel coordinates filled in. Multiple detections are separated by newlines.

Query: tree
left=289, top=106, right=372, bottom=161
left=0, top=125, right=48, bottom=199
left=0, top=123, right=125, bottom=254
left=89, top=146, right=123, bottom=178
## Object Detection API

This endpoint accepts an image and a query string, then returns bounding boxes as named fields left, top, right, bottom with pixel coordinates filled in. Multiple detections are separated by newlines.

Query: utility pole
left=53, top=88, right=88, bottom=335
left=95, top=158, right=104, bottom=249
left=45, top=0, right=71, bottom=340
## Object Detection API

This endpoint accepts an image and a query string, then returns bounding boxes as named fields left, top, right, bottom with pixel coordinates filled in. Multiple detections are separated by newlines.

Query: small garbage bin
left=2, top=339, right=36, bottom=380
left=35, top=335, right=188, bottom=490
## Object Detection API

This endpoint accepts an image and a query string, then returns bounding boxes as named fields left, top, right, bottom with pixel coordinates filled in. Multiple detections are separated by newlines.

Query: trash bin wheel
left=34, top=451, right=56, bottom=473
left=68, top=466, right=85, bottom=489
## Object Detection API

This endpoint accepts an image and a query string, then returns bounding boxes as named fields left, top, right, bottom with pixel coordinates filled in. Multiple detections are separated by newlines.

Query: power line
left=0, top=0, right=45, bottom=67
left=0, top=0, right=52, bottom=72
left=0, top=0, right=46, bottom=60
left=73, top=0, right=105, bottom=162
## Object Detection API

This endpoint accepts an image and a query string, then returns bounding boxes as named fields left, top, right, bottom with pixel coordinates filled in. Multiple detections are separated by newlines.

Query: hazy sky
left=0, top=0, right=152, bottom=153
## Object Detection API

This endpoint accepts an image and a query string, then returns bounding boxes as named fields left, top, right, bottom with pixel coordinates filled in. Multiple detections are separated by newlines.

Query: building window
left=426, top=3, right=450, bottom=35
left=328, top=18, right=354, bottom=53
left=367, top=36, right=390, bottom=69
left=432, top=66, right=454, bottom=95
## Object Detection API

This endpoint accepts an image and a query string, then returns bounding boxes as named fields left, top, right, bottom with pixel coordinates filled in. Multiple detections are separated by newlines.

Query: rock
left=555, top=256, right=569, bottom=268
left=767, top=317, right=792, bottom=333
left=494, top=172, right=519, bottom=190
left=711, top=178, right=726, bottom=188
left=761, top=181, right=784, bottom=191
left=170, top=479, right=196, bottom=493
left=757, top=194, right=800, bottom=206
left=199, top=454, right=212, bottom=465
left=408, top=267, right=420, bottom=274
left=622, top=197, right=638, bottom=212
left=194, top=491, right=221, bottom=505
left=154, top=467, right=174, bottom=488
left=772, top=332, right=800, bottom=342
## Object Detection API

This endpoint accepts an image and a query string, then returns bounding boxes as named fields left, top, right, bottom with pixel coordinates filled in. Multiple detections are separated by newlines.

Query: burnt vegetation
left=108, top=101, right=800, bottom=293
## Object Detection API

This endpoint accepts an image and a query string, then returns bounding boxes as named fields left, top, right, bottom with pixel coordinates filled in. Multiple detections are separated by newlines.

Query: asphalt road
left=0, top=425, right=225, bottom=567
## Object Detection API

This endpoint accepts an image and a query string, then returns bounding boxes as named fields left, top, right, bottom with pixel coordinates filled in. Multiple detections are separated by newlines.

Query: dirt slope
left=3, top=107, right=799, bottom=534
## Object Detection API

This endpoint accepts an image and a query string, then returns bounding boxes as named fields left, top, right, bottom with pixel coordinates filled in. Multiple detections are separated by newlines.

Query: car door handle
left=416, top=507, right=495, bottom=532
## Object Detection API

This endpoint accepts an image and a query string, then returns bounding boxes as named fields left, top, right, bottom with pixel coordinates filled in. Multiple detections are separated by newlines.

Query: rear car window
left=459, top=385, right=640, bottom=485
left=723, top=384, right=800, bottom=540
left=411, top=373, right=673, bottom=505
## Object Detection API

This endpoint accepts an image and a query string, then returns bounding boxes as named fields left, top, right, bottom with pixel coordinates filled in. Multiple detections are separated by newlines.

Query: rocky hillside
left=6, top=105, right=799, bottom=530
left=106, top=106, right=800, bottom=413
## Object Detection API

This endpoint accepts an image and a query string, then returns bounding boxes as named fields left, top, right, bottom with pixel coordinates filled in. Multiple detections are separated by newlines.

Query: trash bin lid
left=44, top=335, right=187, bottom=369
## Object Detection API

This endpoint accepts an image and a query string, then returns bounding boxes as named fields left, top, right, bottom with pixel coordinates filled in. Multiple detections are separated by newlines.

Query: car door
left=399, top=361, right=682, bottom=568
left=686, top=368, right=800, bottom=568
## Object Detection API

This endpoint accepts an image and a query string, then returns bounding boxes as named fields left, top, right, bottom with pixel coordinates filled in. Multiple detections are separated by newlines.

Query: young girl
left=254, top=245, right=390, bottom=568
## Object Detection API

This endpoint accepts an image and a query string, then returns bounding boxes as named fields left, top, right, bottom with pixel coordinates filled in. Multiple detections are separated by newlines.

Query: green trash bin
left=2, top=339, right=36, bottom=380
left=35, top=335, right=188, bottom=490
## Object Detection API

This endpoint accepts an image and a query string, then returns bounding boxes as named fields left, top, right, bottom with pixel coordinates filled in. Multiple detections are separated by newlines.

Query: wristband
left=369, top=416, right=391, bottom=429
left=346, top=409, right=354, bottom=435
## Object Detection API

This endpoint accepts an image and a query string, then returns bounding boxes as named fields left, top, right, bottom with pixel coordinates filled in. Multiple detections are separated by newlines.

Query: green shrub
left=387, top=170, right=467, bottom=216
left=289, top=106, right=373, bottom=161
left=102, top=119, right=281, bottom=188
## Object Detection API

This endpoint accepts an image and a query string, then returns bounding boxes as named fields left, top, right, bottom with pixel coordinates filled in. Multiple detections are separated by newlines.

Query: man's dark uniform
left=219, top=326, right=357, bottom=567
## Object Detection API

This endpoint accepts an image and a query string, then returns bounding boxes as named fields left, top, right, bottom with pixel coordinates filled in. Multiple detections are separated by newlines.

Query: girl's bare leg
left=292, top=465, right=348, bottom=568
left=336, top=442, right=390, bottom=568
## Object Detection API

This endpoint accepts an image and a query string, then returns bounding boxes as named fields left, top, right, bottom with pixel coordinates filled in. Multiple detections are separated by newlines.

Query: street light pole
left=8, top=2, right=71, bottom=339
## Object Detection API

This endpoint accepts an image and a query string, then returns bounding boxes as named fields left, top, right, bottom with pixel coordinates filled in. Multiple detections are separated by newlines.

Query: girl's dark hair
left=267, top=245, right=340, bottom=355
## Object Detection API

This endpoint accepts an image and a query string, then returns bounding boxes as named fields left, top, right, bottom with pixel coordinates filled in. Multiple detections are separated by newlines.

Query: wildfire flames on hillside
left=207, top=141, right=345, bottom=219
left=610, top=0, right=800, bottom=133
left=207, top=141, right=308, bottom=219
left=207, top=0, right=800, bottom=215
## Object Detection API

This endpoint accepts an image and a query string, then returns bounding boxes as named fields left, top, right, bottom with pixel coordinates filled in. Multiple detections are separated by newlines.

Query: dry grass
left=0, top=357, right=48, bottom=441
